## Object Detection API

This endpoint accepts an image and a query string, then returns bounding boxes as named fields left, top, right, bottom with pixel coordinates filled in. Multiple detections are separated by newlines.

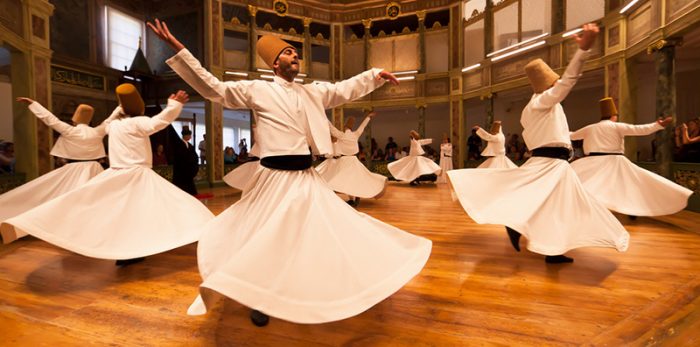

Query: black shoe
left=250, top=310, right=269, bottom=327
left=115, top=257, right=146, bottom=267
left=354, top=197, right=360, bottom=207
left=409, top=180, right=418, bottom=186
left=628, top=215, right=638, bottom=220
left=506, top=227, right=521, bottom=252
left=346, top=199, right=356, bottom=207
left=545, top=255, right=574, bottom=264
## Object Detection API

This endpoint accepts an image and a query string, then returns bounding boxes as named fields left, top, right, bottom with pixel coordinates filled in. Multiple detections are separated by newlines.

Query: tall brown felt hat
left=599, top=97, right=618, bottom=119
left=116, top=83, right=145, bottom=117
left=345, top=116, right=356, bottom=130
left=524, top=59, right=560, bottom=93
left=257, top=35, right=294, bottom=69
left=409, top=130, right=421, bottom=139
left=490, top=120, right=502, bottom=134
left=72, top=104, right=94, bottom=125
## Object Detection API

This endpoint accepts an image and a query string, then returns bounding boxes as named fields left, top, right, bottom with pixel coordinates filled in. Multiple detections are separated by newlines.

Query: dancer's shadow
left=23, top=243, right=198, bottom=295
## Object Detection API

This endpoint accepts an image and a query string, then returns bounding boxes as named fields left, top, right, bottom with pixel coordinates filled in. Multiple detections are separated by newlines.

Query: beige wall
left=0, top=78, right=12, bottom=142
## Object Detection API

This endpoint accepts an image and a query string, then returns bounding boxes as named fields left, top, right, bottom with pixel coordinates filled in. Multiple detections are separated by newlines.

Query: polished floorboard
left=1, top=182, right=699, bottom=346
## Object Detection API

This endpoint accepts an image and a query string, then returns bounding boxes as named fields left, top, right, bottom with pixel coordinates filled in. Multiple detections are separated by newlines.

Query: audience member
left=198, top=134, right=207, bottom=165
left=467, top=128, right=482, bottom=160
left=0, top=141, right=15, bottom=174
left=153, top=143, right=168, bottom=166
left=224, top=146, right=237, bottom=164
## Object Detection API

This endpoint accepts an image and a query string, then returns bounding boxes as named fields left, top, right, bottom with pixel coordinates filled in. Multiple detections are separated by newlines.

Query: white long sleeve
left=575, top=120, right=664, bottom=154
left=27, top=102, right=108, bottom=160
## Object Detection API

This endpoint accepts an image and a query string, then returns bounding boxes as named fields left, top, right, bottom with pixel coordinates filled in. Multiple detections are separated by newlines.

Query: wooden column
left=484, top=0, right=494, bottom=56
left=204, top=0, right=225, bottom=183
left=417, top=10, right=426, bottom=73
left=551, top=0, right=565, bottom=34
left=303, top=17, right=312, bottom=77
left=362, top=19, right=371, bottom=71
left=449, top=4, right=464, bottom=169
left=247, top=5, right=258, bottom=71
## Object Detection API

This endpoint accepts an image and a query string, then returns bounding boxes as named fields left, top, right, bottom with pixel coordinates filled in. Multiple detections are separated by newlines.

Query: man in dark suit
left=170, top=126, right=199, bottom=195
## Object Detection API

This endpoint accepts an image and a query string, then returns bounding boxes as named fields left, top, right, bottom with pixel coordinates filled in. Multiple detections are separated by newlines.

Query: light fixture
left=462, top=63, right=481, bottom=72
left=294, top=78, right=304, bottom=83
left=298, top=73, right=307, bottom=77
left=491, top=40, right=546, bottom=62
left=393, top=70, right=418, bottom=76
left=257, top=68, right=273, bottom=73
left=260, top=74, right=275, bottom=80
left=225, top=71, right=249, bottom=77
left=486, top=33, right=549, bottom=57
left=620, top=0, right=641, bottom=14
left=562, top=28, right=583, bottom=38
left=396, top=76, right=415, bottom=81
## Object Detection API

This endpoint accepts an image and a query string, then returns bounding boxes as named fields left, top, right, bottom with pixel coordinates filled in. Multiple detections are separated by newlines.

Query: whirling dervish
left=0, top=98, right=120, bottom=243
left=570, top=97, right=692, bottom=216
left=474, top=121, right=517, bottom=169
left=316, top=111, right=387, bottom=206
left=387, top=130, right=442, bottom=186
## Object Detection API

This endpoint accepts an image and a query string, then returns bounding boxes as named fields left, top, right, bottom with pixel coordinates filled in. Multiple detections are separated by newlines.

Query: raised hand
left=657, top=116, right=673, bottom=127
left=377, top=71, right=399, bottom=86
left=147, top=19, right=185, bottom=52
left=169, top=90, right=190, bottom=104
left=472, top=125, right=480, bottom=130
left=16, top=97, right=34, bottom=105
left=575, top=23, right=599, bottom=51
left=367, top=111, right=378, bottom=118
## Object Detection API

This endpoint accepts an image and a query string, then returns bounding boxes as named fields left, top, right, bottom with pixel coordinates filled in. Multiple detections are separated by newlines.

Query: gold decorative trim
left=416, top=10, right=426, bottom=22
left=247, top=5, right=258, bottom=17
left=273, top=0, right=289, bottom=17
left=386, top=1, right=401, bottom=20
left=646, top=38, right=683, bottom=54
left=361, top=18, right=372, bottom=29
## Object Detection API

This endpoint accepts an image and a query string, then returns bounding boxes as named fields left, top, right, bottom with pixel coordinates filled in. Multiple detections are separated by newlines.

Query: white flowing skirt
left=571, top=155, right=693, bottom=216
left=0, top=161, right=104, bottom=244
left=316, top=156, right=387, bottom=198
left=448, top=157, right=629, bottom=256
left=387, top=156, right=442, bottom=182
left=2, top=166, right=214, bottom=259
left=478, top=155, right=518, bottom=169
left=223, top=161, right=262, bottom=192
left=188, top=166, right=432, bottom=324
left=437, top=156, right=453, bottom=183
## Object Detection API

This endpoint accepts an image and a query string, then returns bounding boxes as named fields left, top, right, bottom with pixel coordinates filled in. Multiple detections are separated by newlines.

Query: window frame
left=104, top=5, right=146, bottom=71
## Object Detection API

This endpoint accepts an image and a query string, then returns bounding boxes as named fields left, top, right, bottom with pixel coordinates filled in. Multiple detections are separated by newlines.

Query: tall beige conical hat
left=116, top=83, right=145, bottom=117
left=257, top=35, right=294, bottom=69
left=409, top=130, right=421, bottom=139
left=524, top=58, right=560, bottom=93
left=72, top=104, right=94, bottom=125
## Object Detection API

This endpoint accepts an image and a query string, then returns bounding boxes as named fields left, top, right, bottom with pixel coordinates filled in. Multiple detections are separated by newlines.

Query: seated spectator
left=680, top=118, right=700, bottom=162
left=224, top=146, right=238, bottom=164
left=0, top=141, right=15, bottom=174
left=372, top=148, right=384, bottom=161
left=396, top=147, right=408, bottom=159
left=385, top=147, right=396, bottom=162
left=153, top=143, right=168, bottom=166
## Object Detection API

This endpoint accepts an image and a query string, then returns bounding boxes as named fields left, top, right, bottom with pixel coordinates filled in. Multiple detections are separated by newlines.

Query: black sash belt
left=531, top=147, right=571, bottom=160
left=588, top=152, right=623, bottom=156
left=261, top=155, right=312, bottom=171
left=66, top=159, right=98, bottom=163
left=248, top=157, right=260, bottom=162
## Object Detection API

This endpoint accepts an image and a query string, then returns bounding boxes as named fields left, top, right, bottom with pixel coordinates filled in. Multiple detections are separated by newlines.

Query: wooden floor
left=1, top=183, right=700, bottom=346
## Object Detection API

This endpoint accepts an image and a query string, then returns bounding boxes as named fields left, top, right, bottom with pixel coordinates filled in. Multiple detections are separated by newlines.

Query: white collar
left=273, top=75, right=295, bottom=89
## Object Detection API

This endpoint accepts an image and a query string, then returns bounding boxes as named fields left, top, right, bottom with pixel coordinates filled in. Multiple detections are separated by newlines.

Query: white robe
left=168, top=49, right=431, bottom=323
left=0, top=103, right=118, bottom=243
left=476, top=128, right=518, bottom=169
left=2, top=100, right=214, bottom=258
left=437, top=142, right=453, bottom=183
left=316, top=117, right=387, bottom=198
left=570, top=120, right=692, bottom=216
left=448, top=49, right=629, bottom=256
left=223, top=130, right=262, bottom=193
left=387, top=138, right=442, bottom=182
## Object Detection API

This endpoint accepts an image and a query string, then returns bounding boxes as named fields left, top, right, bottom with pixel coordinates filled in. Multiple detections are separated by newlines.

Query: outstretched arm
left=314, top=70, right=397, bottom=109
left=353, top=112, right=375, bottom=137
left=531, top=23, right=598, bottom=110
left=18, top=97, right=74, bottom=135
left=570, top=125, right=590, bottom=140
left=418, top=138, right=433, bottom=146
left=134, top=91, right=188, bottom=136
left=475, top=127, right=498, bottom=142
left=616, top=118, right=668, bottom=137
left=327, top=120, right=348, bottom=140
left=150, top=18, right=253, bottom=109
left=93, top=106, right=124, bottom=135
